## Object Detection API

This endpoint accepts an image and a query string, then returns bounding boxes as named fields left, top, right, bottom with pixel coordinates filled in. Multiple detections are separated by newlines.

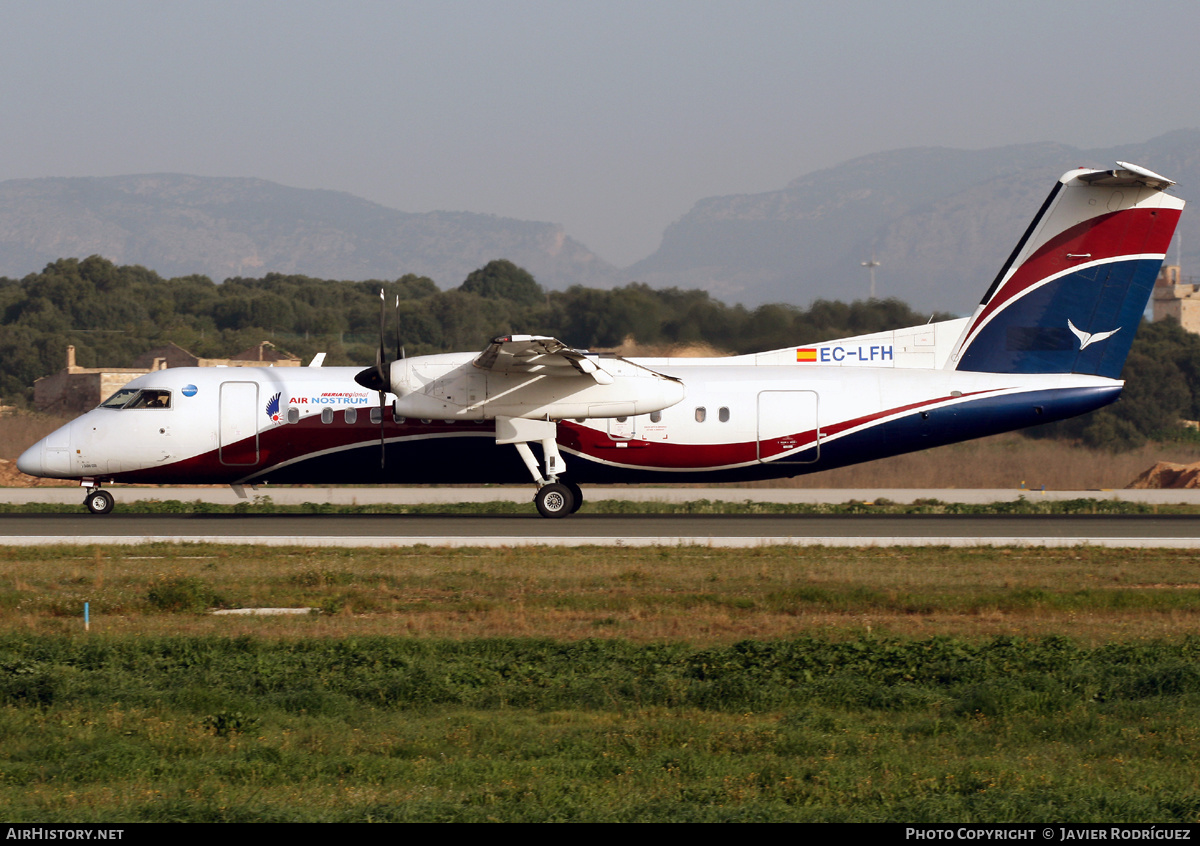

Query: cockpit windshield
left=98, top=389, right=172, bottom=409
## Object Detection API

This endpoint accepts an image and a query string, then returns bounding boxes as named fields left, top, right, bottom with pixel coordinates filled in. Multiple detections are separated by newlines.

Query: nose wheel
left=84, top=489, right=114, bottom=515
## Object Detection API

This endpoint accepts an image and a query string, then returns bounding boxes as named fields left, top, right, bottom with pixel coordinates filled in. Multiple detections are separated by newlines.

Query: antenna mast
left=861, top=254, right=881, bottom=299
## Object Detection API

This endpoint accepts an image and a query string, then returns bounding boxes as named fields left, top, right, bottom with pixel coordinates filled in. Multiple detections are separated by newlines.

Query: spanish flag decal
left=796, top=348, right=817, bottom=362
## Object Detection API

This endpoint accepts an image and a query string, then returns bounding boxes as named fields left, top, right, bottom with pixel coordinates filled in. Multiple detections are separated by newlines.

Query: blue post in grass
left=85, top=602, right=89, bottom=632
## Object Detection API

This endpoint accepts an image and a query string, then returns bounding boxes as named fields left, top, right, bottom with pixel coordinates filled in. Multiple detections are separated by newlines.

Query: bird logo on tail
left=1067, top=319, right=1120, bottom=351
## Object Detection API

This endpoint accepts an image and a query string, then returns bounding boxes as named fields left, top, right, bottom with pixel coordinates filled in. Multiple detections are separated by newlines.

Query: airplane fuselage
left=16, top=356, right=1120, bottom=488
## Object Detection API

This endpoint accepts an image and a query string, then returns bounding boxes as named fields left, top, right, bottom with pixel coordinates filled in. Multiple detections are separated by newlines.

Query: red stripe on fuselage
left=559, top=390, right=1000, bottom=470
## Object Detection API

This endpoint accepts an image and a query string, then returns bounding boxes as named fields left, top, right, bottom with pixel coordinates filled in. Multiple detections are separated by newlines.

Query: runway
left=3, top=512, right=1200, bottom=548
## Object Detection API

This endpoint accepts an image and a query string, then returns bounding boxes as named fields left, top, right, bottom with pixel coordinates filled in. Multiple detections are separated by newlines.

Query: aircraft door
left=757, top=390, right=820, bottom=464
left=219, top=382, right=260, bottom=466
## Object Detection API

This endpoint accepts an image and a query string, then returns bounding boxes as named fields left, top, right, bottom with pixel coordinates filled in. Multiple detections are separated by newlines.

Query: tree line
left=1, top=254, right=1195, bottom=451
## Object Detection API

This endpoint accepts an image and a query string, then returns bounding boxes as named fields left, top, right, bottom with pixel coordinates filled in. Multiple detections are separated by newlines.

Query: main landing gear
left=496, top=416, right=585, bottom=519
left=534, top=479, right=584, bottom=518
left=84, top=488, right=114, bottom=515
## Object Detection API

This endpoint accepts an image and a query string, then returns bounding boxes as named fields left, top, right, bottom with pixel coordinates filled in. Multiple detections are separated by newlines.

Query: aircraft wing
left=473, top=335, right=614, bottom=385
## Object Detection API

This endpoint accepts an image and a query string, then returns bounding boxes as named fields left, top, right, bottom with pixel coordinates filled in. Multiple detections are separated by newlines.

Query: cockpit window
left=127, top=390, right=171, bottom=409
left=98, top=389, right=172, bottom=409
left=99, top=389, right=140, bottom=409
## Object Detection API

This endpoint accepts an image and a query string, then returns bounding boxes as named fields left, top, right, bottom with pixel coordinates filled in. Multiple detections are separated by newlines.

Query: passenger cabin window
left=370, top=407, right=383, bottom=424
left=100, top=389, right=171, bottom=409
left=719, top=407, right=730, bottom=423
left=345, top=408, right=358, bottom=424
left=321, top=408, right=334, bottom=424
left=695, top=407, right=706, bottom=423
left=287, top=407, right=299, bottom=424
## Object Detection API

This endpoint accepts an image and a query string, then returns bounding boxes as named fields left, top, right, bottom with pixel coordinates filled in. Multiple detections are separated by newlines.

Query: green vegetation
left=4, top=543, right=1200, bottom=820
left=0, top=255, right=945, bottom=405
left=3, top=633, right=1200, bottom=821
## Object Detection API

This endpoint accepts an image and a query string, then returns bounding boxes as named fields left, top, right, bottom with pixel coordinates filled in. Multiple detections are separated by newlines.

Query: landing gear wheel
left=84, top=490, right=114, bottom=515
left=534, top=482, right=574, bottom=519
left=563, top=480, right=584, bottom=514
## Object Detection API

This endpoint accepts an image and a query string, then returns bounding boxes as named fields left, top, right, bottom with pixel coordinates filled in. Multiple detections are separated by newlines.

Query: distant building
left=1152, top=265, right=1200, bottom=333
left=34, top=342, right=301, bottom=416
left=129, top=342, right=201, bottom=370
left=129, top=340, right=301, bottom=370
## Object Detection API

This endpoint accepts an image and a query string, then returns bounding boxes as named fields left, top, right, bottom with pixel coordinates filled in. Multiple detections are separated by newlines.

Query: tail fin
left=950, top=162, right=1184, bottom=378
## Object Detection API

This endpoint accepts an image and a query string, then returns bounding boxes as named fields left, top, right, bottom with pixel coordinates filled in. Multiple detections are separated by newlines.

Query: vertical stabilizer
left=950, top=164, right=1184, bottom=378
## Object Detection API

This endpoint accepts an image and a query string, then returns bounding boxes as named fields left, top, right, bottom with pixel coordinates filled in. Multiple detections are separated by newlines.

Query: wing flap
left=474, top=335, right=615, bottom=385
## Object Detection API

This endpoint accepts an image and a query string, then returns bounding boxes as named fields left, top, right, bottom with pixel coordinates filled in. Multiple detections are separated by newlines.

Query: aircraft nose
left=16, top=421, right=73, bottom=479
left=16, top=441, right=43, bottom=477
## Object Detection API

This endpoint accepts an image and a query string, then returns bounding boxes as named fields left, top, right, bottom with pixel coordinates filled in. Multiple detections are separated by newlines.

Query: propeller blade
left=378, top=389, right=387, bottom=470
left=394, top=295, right=404, bottom=362
left=375, top=289, right=387, bottom=386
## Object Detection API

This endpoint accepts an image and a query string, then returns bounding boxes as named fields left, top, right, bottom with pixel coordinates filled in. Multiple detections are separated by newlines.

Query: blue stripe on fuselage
left=803, top=384, right=1121, bottom=474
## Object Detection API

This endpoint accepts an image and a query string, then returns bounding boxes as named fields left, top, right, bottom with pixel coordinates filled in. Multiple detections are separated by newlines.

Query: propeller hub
left=354, top=366, right=388, bottom=392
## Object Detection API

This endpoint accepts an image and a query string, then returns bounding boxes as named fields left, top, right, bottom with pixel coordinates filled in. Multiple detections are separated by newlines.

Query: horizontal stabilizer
left=1078, top=162, right=1175, bottom=189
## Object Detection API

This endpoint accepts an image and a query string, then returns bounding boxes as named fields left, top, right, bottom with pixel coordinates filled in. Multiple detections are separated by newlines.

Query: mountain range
left=633, top=129, right=1200, bottom=313
left=2, top=129, right=1197, bottom=314
left=0, top=175, right=621, bottom=293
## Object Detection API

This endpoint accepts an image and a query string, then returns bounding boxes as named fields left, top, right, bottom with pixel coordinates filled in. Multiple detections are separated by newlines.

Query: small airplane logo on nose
left=1068, top=319, right=1120, bottom=351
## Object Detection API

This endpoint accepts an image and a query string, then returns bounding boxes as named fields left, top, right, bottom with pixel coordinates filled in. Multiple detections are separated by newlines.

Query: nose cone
left=16, top=441, right=43, bottom=477
left=17, top=421, right=73, bottom=478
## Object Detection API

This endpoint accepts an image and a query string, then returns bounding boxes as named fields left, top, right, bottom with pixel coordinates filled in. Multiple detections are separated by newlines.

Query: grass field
left=3, top=543, right=1200, bottom=821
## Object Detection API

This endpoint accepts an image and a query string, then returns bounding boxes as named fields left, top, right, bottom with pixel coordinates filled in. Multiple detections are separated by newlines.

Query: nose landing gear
left=84, top=488, right=115, bottom=515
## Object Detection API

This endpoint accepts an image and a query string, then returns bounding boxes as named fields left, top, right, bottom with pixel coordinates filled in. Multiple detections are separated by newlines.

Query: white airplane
left=17, top=162, right=1185, bottom=518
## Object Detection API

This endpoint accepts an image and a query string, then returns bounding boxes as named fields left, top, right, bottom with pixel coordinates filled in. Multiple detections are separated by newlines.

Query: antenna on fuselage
left=395, top=295, right=404, bottom=361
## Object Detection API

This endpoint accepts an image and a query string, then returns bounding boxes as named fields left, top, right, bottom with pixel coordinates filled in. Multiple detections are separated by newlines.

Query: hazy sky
left=4, top=0, right=1199, bottom=267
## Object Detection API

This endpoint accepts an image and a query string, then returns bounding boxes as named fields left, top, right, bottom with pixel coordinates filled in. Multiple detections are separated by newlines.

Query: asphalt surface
left=3, top=512, right=1199, bottom=547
